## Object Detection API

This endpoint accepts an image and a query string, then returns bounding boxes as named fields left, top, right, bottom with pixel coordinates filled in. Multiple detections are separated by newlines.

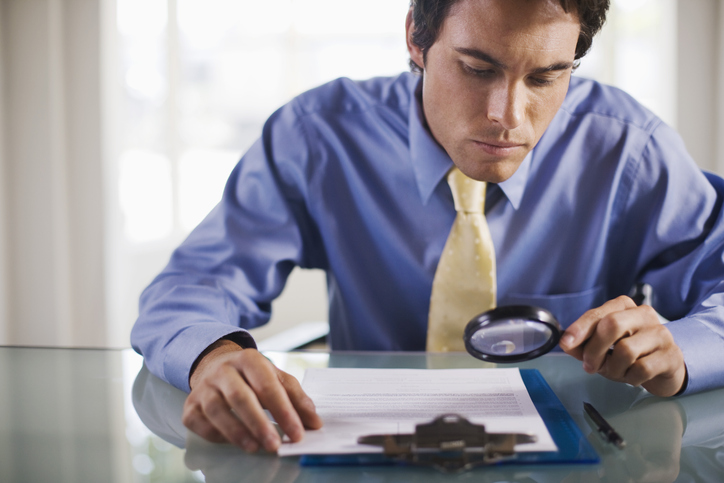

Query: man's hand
left=559, top=296, right=687, bottom=397
left=182, top=340, right=323, bottom=453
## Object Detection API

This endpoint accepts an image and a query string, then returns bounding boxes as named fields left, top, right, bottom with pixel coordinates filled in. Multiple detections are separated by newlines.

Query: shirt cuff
left=162, top=323, right=257, bottom=392
left=667, top=317, right=724, bottom=395
left=222, top=331, right=258, bottom=350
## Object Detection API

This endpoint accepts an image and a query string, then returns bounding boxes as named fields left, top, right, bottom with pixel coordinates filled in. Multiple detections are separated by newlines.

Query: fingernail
left=560, top=334, right=574, bottom=348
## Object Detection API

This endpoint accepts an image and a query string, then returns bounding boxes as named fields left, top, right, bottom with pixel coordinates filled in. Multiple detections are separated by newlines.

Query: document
left=278, top=367, right=557, bottom=456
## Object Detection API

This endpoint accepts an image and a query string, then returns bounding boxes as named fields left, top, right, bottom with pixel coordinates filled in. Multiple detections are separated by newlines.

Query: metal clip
left=357, top=414, right=536, bottom=472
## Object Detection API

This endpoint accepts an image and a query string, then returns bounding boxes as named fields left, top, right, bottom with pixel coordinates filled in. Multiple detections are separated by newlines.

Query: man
left=131, top=0, right=724, bottom=454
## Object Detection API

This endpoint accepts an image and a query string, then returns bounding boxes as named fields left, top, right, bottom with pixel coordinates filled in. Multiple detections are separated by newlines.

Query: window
left=576, top=0, right=677, bottom=126
left=110, top=0, right=411, bottom=343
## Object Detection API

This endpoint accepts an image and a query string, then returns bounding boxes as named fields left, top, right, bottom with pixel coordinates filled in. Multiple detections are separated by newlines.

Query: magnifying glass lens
left=468, top=319, right=553, bottom=356
left=464, top=306, right=561, bottom=363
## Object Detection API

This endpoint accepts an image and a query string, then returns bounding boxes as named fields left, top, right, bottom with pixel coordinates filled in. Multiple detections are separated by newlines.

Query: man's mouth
left=472, top=139, right=525, bottom=156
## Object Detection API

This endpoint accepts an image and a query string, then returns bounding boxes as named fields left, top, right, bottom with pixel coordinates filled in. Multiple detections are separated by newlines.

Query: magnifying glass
left=463, top=305, right=562, bottom=363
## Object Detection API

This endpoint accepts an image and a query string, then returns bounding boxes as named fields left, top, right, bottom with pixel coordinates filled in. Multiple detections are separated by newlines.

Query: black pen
left=583, top=402, right=626, bottom=449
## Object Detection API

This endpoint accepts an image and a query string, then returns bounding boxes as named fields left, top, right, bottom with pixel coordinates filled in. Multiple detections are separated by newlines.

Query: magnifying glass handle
left=629, top=283, right=653, bottom=306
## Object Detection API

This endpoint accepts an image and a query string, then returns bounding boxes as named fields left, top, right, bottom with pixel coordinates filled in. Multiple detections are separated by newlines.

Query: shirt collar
left=407, top=74, right=529, bottom=210
left=408, top=75, right=452, bottom=204
left=497, top=151, right=530, bottom=210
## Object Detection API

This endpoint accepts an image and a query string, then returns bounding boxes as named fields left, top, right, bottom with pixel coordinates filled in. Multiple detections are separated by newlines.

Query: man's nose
left=487, top=80, right=525, bottom=130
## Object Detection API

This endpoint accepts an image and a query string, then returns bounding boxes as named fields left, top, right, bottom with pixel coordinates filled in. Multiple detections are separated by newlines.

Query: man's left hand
left=559, top=296, right=687, bottom=397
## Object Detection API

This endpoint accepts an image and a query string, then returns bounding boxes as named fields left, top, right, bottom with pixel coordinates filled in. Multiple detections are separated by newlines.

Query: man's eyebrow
left=455, top=47, right=507, bottom=69
left=454, top=47, right=574, bottom=74
left=530, top=62, right=574, bottom=74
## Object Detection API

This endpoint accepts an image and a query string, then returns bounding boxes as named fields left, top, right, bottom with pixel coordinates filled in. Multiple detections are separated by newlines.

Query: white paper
left=278, top=367, right=557, bottom=456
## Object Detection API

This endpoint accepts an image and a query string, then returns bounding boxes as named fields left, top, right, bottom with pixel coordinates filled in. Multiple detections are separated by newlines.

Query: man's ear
left=406, top=8, right=425, bottom=70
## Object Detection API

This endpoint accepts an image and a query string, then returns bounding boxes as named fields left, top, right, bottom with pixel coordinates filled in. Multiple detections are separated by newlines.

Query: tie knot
left=447, top=167, right=486, bottom=213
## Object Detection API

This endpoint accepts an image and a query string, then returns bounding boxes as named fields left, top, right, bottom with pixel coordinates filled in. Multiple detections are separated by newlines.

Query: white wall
left=0, top=0, right=107, bottom=347
left=0, top=3, right=9, bottom=344
left=676, top=0, right=721, bottom=173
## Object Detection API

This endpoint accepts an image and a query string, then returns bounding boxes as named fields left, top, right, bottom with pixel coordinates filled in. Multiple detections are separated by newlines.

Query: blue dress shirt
left=132, top=72, right=724, bottom=395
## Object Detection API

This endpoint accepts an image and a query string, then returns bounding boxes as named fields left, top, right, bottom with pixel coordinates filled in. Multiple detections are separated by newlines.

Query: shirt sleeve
left=130, top=100, right=326, bottom=392
left=621, top=122, right=724, bottom=395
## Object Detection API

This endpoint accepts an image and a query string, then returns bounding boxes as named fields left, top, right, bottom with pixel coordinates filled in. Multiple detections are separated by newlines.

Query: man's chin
left=453, top=158, right=523, bottom=184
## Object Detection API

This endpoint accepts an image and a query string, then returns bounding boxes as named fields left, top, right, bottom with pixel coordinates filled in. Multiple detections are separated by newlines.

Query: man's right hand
left=182, top=339, right=323, bottom=453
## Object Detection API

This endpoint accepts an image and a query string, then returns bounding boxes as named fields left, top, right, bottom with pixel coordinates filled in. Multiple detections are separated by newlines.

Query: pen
left=583, top=402, right=626, bottom=449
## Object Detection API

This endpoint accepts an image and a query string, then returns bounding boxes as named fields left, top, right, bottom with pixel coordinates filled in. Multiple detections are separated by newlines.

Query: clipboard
left=299, top=369, right=599, bottom=468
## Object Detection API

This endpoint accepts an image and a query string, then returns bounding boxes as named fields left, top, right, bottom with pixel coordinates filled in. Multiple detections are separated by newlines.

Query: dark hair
left=409, top=0, right=610, bottom=72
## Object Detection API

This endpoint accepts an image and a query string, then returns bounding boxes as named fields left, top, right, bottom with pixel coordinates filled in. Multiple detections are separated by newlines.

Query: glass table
left=0, top=346, right=722, bottom=482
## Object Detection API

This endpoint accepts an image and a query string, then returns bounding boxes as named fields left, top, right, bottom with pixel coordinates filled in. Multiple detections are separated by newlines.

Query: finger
left=626, top=352, right=667, bottom=388
left=276, top=369, right=323, bottom=431
left=581, top=307, right=647, bottom=374
left=585, top=304, right=662, bottom=376
left=182, top=402, right=228, bottom=444
left=596, top=321, right=685, bottom=397
left=598, top=331, right=649, bottom=381
left=560, top=296, right=637, bottom=359
left=597, top=322, right=667, bottom=382
left=236, top=351, right=306, bottom=446
left=196, top=384, right=261, bottom=452
left=216, top=360, right=282, bottom=452
left=631, top=346, right=686, bottom=397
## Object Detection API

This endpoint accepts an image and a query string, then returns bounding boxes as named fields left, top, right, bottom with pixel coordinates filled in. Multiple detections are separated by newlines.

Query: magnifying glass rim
left=463, top=305, right=562, bottom=363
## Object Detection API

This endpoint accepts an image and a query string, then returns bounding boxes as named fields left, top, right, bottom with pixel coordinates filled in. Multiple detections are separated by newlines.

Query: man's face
left=407, top=0, right=580, bottom=182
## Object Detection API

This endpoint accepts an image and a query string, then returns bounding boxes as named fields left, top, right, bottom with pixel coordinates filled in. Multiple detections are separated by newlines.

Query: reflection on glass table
left=0, top=347, right=723, bottom=482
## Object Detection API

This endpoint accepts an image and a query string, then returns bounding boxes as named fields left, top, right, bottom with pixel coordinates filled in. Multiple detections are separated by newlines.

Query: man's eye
left=462, top=63, right=495, bottom=77
left=530, top=76, right=555, bottom=87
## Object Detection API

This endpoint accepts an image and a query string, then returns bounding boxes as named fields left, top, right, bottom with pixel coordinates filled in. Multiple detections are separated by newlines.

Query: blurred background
left=0, top=0, right=722, bottom=350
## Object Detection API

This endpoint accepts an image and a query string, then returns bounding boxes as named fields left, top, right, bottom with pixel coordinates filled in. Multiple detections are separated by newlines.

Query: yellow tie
left=427, top=167, right=497, bottom=352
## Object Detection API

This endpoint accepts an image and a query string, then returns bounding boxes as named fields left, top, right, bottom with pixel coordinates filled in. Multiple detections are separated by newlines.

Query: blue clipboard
left=300, top=368, right=599, bottom=467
